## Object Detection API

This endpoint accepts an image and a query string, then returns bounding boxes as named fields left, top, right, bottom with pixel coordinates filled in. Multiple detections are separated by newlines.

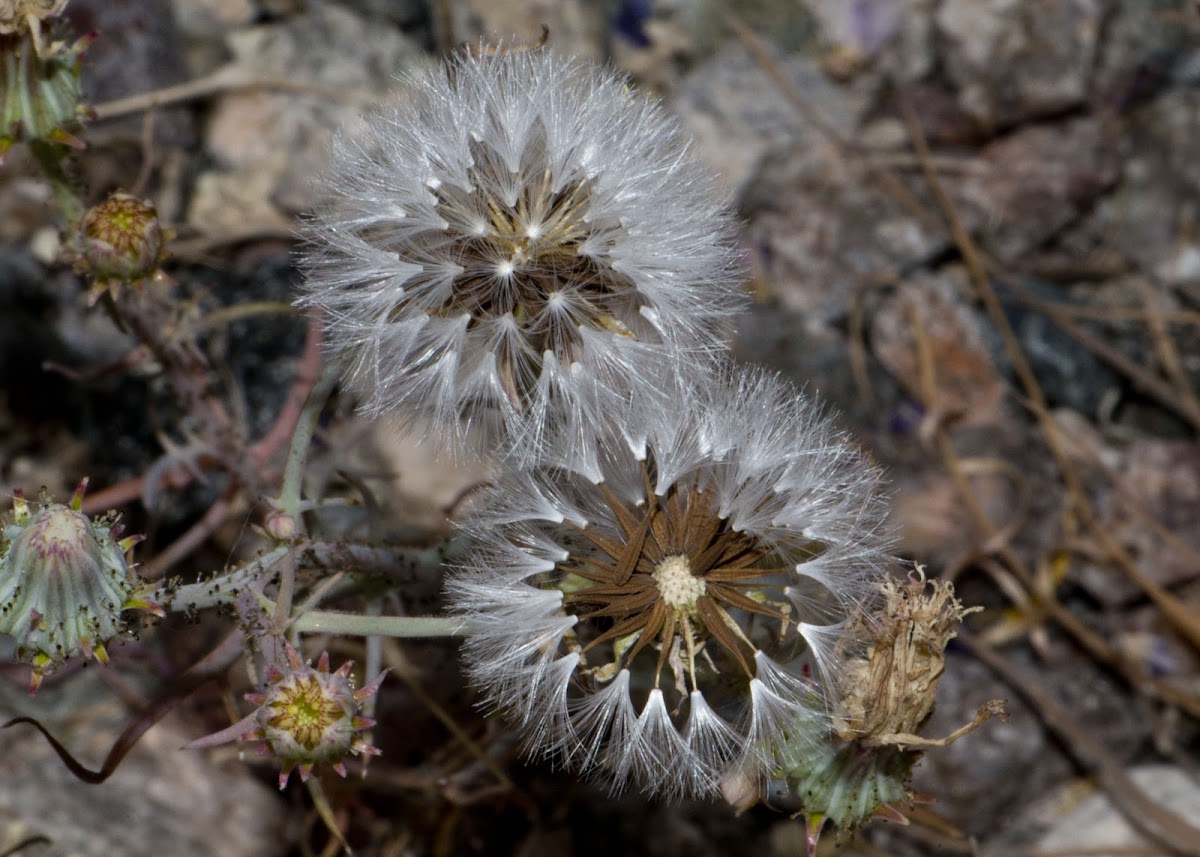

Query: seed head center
left=653, top=554, right=706, bottom=611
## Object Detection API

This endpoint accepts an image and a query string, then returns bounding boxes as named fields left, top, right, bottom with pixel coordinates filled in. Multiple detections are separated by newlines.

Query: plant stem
left=153, top=546, right=289, bottom=612
left=290, top=611, right=464, bottom=638
left=30, top=138, right=83, bottom=225
left=150, top=538, right=457, bottom=614
left=276, top=359, right=338, bottom=528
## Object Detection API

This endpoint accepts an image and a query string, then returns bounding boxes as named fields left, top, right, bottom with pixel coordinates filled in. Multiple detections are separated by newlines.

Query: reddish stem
left=250, top=311, right=324, bottom=468
left=81, top=312, right=324, bottom=518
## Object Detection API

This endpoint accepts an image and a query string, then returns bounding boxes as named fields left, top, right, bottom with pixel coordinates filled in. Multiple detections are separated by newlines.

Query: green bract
left=0, top=26, right=88, bottom=160
left=0, top=482, right=158, bottom=691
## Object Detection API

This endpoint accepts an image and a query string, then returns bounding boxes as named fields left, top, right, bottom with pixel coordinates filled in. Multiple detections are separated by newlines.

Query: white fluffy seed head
left=299, top=47, right=744, bottom=457
left=447, top=364, right=897, bottom=797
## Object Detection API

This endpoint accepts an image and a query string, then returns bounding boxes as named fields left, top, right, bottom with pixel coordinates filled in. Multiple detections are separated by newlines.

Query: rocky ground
left=2, top=0, right=1200, bottom=855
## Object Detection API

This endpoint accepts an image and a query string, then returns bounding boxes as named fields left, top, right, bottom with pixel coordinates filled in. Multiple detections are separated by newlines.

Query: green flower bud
left=767, top=725, right=916, bottom=852
left=0, top=480, right=161, bottom=692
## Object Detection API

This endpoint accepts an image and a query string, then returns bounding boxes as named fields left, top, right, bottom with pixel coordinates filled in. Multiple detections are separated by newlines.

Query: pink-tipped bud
left=240, top=645, right=386, bottom=789
left=262, top=509, right=297, bottom=542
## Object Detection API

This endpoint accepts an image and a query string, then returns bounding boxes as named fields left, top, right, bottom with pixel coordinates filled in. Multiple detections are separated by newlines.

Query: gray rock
left=672, top=44, right=867, bottom=197
left=733, top=303, right=879, bottom=422
left=913, top=652, right=1150, bottom=838
left=801, top=0, right=936, bottom=83
left=738, top=144, right=945, bottom=323
left=1000, top=765, right=1200, bottom=855
left=170, top=0, right=257, bottom=40
left=68, top=0, right=196, bottom=147
left=995, top=277, right=1123, bottom=415
left=1083, top=89, right=1200, bottom=300
left=936, top=0, right=1103, bottom=128
left=0, top=668, right=288, bottom=857
left=463, top=0, right=606, bottom=60
left=191, top=5, right=424, bottom=236
left=342, top=0, right=427, bottom=30
left=871, top=272, right=1006, bottom=424
left=950, top=116, right=1119, bottom=264
left=1091, top=0, right=1193, bottom=109
left=1069, top=433, right=1200, bottom=605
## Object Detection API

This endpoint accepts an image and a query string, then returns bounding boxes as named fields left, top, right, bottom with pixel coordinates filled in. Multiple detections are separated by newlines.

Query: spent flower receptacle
left=0, top=4, right=88, bottom=164
left=0, top=0, right=69, bottom=56
left=761, top=570, right=1005, bottom=851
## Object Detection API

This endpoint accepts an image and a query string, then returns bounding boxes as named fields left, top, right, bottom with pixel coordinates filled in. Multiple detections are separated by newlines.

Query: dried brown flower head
left=833, top=568, right=995, bottom=747
left=0, top=0, right=66, bottom=34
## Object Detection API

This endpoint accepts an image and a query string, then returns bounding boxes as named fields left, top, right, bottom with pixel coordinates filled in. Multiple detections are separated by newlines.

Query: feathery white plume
left=299, top=47, right=744, bottom=456
left=447, top=365, right=896, bottom=797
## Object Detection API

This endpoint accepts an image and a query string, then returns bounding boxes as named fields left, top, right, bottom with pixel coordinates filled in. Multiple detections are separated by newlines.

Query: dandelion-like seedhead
left=448, top=367, right=895, bottom=797
left=299, top=47, right=743, bottom=455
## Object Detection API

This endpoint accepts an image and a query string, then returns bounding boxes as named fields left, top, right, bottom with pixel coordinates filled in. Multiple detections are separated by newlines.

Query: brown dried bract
left=0, top=0, right=67, bottom=58
left=833, top=567, right=1003, bottom=747
left=0, top=0, right=65, bottom=33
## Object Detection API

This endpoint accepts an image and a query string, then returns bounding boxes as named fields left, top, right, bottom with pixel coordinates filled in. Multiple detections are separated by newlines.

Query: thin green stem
left=30, top=139, right=84, bottom=225
left=192, top=301, right=298, bottom=333
left=291, top=611, right=465, bottom=638
left=273, top=548, right=297, bottom=634
left=149, top=538, right=456, bottom=614
left=153, top=546, right=289, bottom=612
left=362, top=599, right=383, bottom=722
left=276, top=360, right=338, bottom=528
